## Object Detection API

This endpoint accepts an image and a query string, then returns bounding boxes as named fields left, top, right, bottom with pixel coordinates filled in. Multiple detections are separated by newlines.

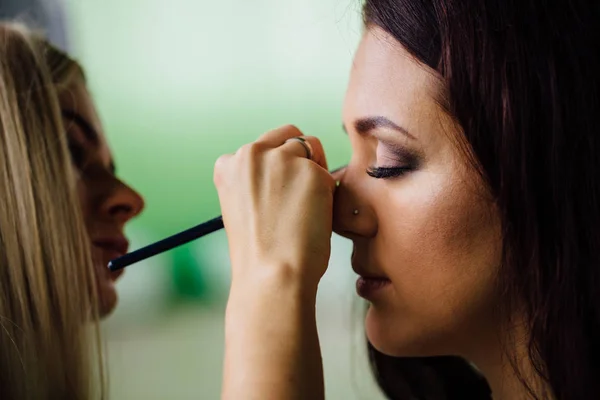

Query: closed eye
left=67, top=138, right=87, bottom=169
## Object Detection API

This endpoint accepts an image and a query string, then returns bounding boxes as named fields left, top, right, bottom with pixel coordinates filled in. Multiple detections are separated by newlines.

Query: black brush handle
left=108, top=216, right=224, bottom=271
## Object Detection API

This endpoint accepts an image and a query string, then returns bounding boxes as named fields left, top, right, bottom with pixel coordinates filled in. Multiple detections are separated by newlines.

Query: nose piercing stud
left=353, top=209, right=359, bottom=215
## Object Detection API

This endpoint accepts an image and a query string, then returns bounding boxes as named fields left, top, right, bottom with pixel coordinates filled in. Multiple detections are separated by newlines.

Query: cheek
left=367, top=172, right=501, bottom=356
left=76, top=179, right=95, bottom=229
left=76, top=180, right=89, bottom=214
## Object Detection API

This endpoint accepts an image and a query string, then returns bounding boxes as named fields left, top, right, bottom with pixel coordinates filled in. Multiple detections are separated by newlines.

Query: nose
left=101, top=179, right=145, bottom=224
left=333, top=165, right=377, bottom=239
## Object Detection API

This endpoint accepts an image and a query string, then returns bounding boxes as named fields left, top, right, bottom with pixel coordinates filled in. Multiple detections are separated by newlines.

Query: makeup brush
left=108, top=166, right=345, bottom=271
left=108, top=216, right=224, bottom=271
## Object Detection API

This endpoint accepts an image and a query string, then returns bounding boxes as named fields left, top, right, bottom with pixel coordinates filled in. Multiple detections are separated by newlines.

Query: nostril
left=109, top=204, right=133, bottom=216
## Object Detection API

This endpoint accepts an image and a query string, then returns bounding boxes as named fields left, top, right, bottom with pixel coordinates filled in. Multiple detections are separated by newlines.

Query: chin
left=93, top=256, right=122, bottom=318
left=98, top=281, right=119, bottom=318
left=365, top=304, right=450, bottom=358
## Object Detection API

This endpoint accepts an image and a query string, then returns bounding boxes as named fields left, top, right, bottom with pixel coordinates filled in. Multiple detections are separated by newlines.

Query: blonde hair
left=0, top=23, right=104, bottom=399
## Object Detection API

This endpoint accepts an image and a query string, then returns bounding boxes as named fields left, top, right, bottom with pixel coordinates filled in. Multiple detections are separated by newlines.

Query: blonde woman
left=0, top=22, right=144, bottom=398
left=40, top=34, right=145, bottom=317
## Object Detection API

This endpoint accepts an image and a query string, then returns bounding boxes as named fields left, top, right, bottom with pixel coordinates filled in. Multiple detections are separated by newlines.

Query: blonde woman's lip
left=93, top=237, right=129, bottom=255
left=93, top=238, right=129, bottom=279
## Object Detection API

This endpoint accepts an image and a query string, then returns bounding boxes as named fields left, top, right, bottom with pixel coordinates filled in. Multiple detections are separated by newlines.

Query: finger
left=330, top=165, right=346, bottom=182
left=255, top=124, right=304, bottom=148
left=303, top=136, right=328, bottom=171
left=213, top=153, right=233, bottom=187
left=278, top=136, right=329, bottom=170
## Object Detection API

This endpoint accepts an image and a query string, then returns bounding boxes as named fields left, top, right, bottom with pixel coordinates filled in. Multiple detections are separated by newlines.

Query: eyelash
left=366, top=166, right=412, bottom=179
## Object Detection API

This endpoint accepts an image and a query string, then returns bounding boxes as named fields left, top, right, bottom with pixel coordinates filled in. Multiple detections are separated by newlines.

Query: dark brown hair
left=363, top=1, right=600, bottom=399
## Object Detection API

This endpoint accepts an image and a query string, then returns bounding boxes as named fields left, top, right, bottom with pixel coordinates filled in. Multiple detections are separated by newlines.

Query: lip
left=93, top=236, right=129, bottom=279
left=356, top=276, right=391, bottom=299
left=93, top=236, right=129, bottom=255
left=352, top=259, right=390, bottom=299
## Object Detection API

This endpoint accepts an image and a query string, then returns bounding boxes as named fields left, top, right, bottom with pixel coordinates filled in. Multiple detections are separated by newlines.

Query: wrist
left=226, top=264, right=318, bottom=329
left=222, top=265, right=324, bottom=400
left=230, top=261, right=319, bottom=303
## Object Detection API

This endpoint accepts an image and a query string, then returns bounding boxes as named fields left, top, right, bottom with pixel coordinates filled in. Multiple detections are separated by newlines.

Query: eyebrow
left=61, top=109, right=117, bottom=174
left=343, top=116, right=416, bottom=141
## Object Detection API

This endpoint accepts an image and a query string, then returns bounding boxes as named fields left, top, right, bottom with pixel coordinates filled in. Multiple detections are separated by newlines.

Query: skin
left=59, top=80, right=144, bottom=317
left=216, top=27, right=536, bottom=400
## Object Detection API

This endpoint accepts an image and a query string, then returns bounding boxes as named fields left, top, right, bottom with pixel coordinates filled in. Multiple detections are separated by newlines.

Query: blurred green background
left=22, top=0, right=386, bottom=398
left=66, top=0, right=358, bottom=302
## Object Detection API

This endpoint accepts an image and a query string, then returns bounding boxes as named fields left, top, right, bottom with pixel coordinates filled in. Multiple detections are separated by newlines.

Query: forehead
left=344, top=27, right=444, bottom=123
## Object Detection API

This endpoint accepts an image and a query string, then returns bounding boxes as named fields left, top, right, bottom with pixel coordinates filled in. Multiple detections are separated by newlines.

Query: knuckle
left=281, top=124, right=302, bottom=136
left=303, top=166, right=322, bottom=185
left=303, top=136, right=327, bottom=166
left=238, top=141, right=265, bottom=159
left=236, top=143, right=252, bottom=157
left=266, top=146, right=290, bottom=167
left=312, top=168, right=335, bottom=195
left=272, top=148, right=289, bottom=163
left=213, top=155, right=229, bottom=186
